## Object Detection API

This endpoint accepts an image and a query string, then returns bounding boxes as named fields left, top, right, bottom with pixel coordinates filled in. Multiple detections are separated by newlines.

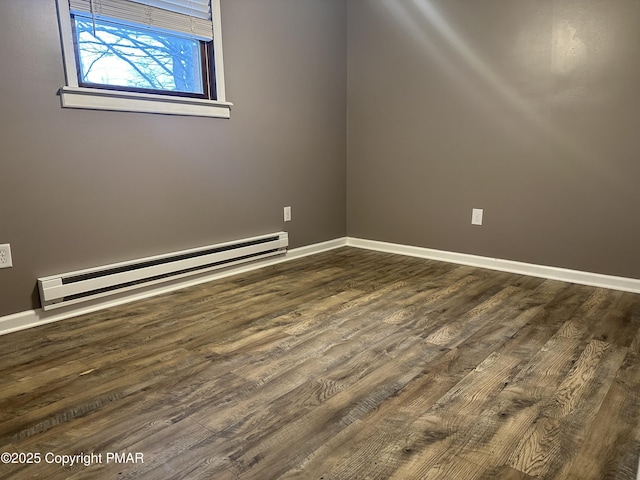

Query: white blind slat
left=129, top=0, right=210, bottom=20
left=69, top=0, right=213, bottom=39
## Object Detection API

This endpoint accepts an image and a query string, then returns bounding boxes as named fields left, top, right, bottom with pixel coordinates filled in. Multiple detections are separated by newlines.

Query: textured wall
left=0, top=0, right=347, bottom=316
left=347, top=0, right=640, bottom=278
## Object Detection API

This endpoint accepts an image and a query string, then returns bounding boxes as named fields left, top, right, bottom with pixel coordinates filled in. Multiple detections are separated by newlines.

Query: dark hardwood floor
left=1, top=247, right=640, bottom=479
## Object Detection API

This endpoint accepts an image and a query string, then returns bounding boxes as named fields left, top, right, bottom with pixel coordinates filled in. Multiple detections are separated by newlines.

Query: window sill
left=59, top=86, right=232, bottom=119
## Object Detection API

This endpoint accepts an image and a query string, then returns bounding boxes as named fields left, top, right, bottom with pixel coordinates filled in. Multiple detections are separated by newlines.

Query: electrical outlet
left=0, top=244, right=13, bottom=268
left=284, top=206, right=292, bottom=222
left=471, top=208, right=483, bottom=226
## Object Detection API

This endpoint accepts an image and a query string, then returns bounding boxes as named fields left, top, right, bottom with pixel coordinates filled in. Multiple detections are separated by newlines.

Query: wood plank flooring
left=1, top=247, right=640, bottom=479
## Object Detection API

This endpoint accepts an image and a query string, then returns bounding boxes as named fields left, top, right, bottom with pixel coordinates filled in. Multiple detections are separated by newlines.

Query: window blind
left=69, top=0, right=213, bottom=39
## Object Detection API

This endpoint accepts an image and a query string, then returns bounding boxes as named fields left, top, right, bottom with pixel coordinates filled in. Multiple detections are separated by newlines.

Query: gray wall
left=4, top=0, right=640, bottom=318
left=0, top=0, right=347, bottom=316
left=347, top=0, right=640, bottom=279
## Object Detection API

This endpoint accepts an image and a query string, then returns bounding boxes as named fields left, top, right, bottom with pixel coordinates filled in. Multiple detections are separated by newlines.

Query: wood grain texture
left=1, top=247, right=639, bottom=479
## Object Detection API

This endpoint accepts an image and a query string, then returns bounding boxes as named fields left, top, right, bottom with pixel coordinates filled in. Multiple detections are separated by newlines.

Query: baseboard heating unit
left=37, top=232, right=289, bottom=311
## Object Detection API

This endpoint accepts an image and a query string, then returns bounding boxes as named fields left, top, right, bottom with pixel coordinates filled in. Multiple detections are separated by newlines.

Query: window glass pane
left=73, top=15, right=204, bottom=95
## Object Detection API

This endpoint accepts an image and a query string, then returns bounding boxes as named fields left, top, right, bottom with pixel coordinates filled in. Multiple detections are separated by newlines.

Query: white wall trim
left=347, top=237, right=640, bottom=294
left=0, top=237, right=347, bottom=336
left=59, top=86, right=233, bottom=119
left=5, top=235, right=639, bottom=337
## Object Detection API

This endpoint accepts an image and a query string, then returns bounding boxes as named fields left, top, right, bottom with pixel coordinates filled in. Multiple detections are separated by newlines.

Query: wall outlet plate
left=472, top=208, right=483, bottom=226
left=284, top=206, right=292, bottom=222
left=0, top=244, right=13, bottom=268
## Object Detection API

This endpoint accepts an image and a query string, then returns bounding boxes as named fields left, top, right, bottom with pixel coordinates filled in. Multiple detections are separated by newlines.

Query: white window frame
left=55, top=0, right=232, bottom=118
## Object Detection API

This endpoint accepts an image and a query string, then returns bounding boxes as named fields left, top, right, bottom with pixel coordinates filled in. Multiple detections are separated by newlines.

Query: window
left=73, top=15, right=209, bottom=96
left=56, top=0, right=231, bottom=118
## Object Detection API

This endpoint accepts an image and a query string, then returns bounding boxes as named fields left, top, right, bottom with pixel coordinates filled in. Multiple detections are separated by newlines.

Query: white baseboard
left=0, top=237, right=348, bottom=336
left=347, top=237, right=640, bottom=294
left=3, top=235, right=639, bottom=337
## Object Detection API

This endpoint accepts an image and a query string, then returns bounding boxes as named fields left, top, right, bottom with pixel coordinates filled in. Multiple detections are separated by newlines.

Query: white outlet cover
left=0, top=244, right=13, bottom=268
left=284, top=206, right=292, bottom=222
left=472, top=208, right=483, bottom=226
